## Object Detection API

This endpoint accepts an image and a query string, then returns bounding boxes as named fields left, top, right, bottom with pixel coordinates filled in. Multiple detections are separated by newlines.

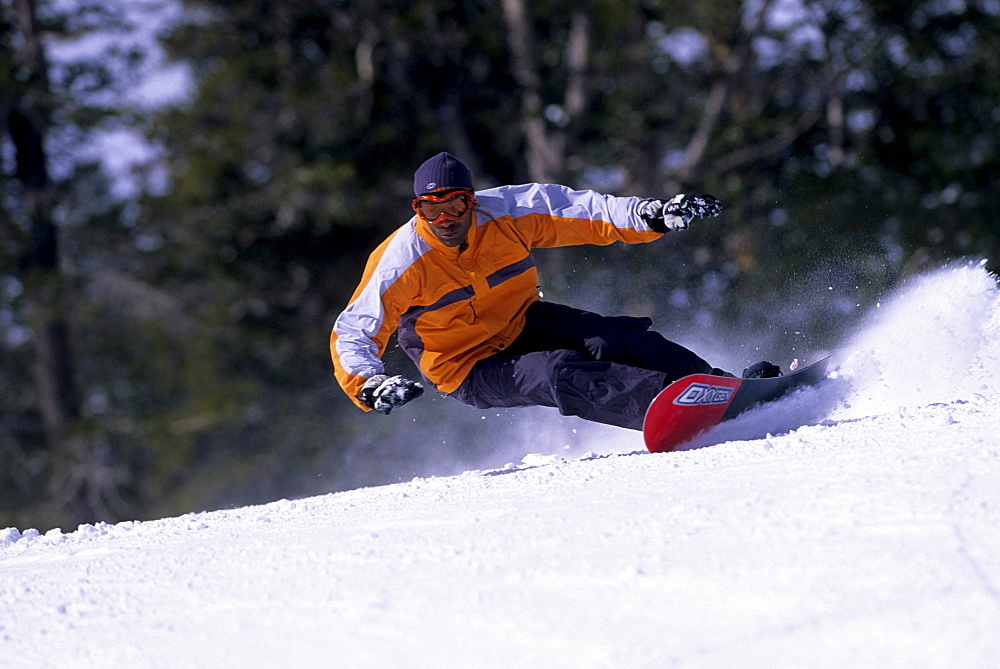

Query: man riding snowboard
left=330, top=152, right=779, bottom=430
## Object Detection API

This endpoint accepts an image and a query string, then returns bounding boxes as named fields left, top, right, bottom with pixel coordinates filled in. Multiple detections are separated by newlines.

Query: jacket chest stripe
left=398, top=284, right=476, bottom=371
left=396, top=256, right=535, bottom=375
left=403, top=256, right=535, bottom=326
left=486, top=255, right=536, bottom=288
left=402, top=284, right=476, bottom=325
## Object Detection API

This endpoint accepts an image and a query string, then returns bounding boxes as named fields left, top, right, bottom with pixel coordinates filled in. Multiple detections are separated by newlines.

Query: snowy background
left=2, top=261, right=1000, bottom=668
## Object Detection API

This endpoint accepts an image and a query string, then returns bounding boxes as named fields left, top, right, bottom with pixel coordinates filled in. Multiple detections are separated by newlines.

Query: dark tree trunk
left=6, top=0, right=113, bottom=526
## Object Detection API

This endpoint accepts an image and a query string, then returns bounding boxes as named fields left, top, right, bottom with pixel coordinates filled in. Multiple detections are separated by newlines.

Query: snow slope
left=3, top=263, right=1000, bottom=668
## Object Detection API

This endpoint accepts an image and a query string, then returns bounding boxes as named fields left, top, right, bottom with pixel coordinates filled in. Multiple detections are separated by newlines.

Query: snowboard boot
left=742, top=361, right=782, bottom=379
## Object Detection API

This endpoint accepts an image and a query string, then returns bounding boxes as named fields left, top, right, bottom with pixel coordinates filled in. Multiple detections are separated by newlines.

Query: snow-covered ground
left=3, top=263, right=1000, bottom=668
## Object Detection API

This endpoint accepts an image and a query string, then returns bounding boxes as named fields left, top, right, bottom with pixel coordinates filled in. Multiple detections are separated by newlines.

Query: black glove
left=358, top=374, right=425, bottom=415
left=640, top=194, right=723, bottom=232
left=742, top=361, right=782, bottom=379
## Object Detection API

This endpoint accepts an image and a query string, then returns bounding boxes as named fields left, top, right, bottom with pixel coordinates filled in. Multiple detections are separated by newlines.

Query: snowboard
left=643, top=357, right=832, bottom=453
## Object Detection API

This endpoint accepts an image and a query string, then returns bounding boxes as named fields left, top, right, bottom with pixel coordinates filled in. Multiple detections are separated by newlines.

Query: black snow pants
left=450, top=301, right=712, bottom=430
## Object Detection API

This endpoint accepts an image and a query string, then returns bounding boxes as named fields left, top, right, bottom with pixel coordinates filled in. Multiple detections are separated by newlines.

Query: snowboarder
left=330, top=152, right=779, bottom=430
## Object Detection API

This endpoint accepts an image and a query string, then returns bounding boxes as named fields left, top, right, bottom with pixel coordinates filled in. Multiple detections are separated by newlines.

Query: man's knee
left=583, top=334, right=631, bottom=363
left=454, top=350, right=573, bottom=410
left=550, top=353, right=664, bottom=430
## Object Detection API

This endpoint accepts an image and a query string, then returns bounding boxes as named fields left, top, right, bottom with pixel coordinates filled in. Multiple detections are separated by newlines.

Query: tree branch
left=501, top=0, right=558, bottom=182
left=702, top=106, right=823, bottom=177
left=676, top=0, right=778, bottom=184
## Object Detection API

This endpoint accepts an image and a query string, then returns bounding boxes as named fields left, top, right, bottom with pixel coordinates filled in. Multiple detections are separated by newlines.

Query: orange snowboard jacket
left=330, top=183, right=663, bottom=410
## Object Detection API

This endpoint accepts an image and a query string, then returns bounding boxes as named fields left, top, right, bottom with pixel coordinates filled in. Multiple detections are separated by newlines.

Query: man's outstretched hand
left=358, top=374, right=424, bottom=414
left=640, top=194, right=723, bottom=232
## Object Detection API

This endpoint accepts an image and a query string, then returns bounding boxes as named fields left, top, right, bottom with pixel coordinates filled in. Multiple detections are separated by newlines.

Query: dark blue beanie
left=413, top=152, right=474, bottom=196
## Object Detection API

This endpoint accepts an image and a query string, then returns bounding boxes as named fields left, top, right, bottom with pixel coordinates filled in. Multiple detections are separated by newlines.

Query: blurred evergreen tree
left=1, top=0, right=153, bottom=527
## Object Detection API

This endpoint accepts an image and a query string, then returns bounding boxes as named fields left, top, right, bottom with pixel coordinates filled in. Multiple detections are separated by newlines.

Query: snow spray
left=830, top=260, right=1000, bottom=420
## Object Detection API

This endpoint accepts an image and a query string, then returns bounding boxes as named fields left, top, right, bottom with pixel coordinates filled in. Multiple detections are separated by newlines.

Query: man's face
left=427, top=209, right=473, bottom=247
left=413, top=191, right=475, bottom=247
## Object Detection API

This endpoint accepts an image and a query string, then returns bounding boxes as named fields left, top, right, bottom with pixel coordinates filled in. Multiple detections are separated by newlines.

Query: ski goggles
left=412, top=189, right=476, bottom=225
